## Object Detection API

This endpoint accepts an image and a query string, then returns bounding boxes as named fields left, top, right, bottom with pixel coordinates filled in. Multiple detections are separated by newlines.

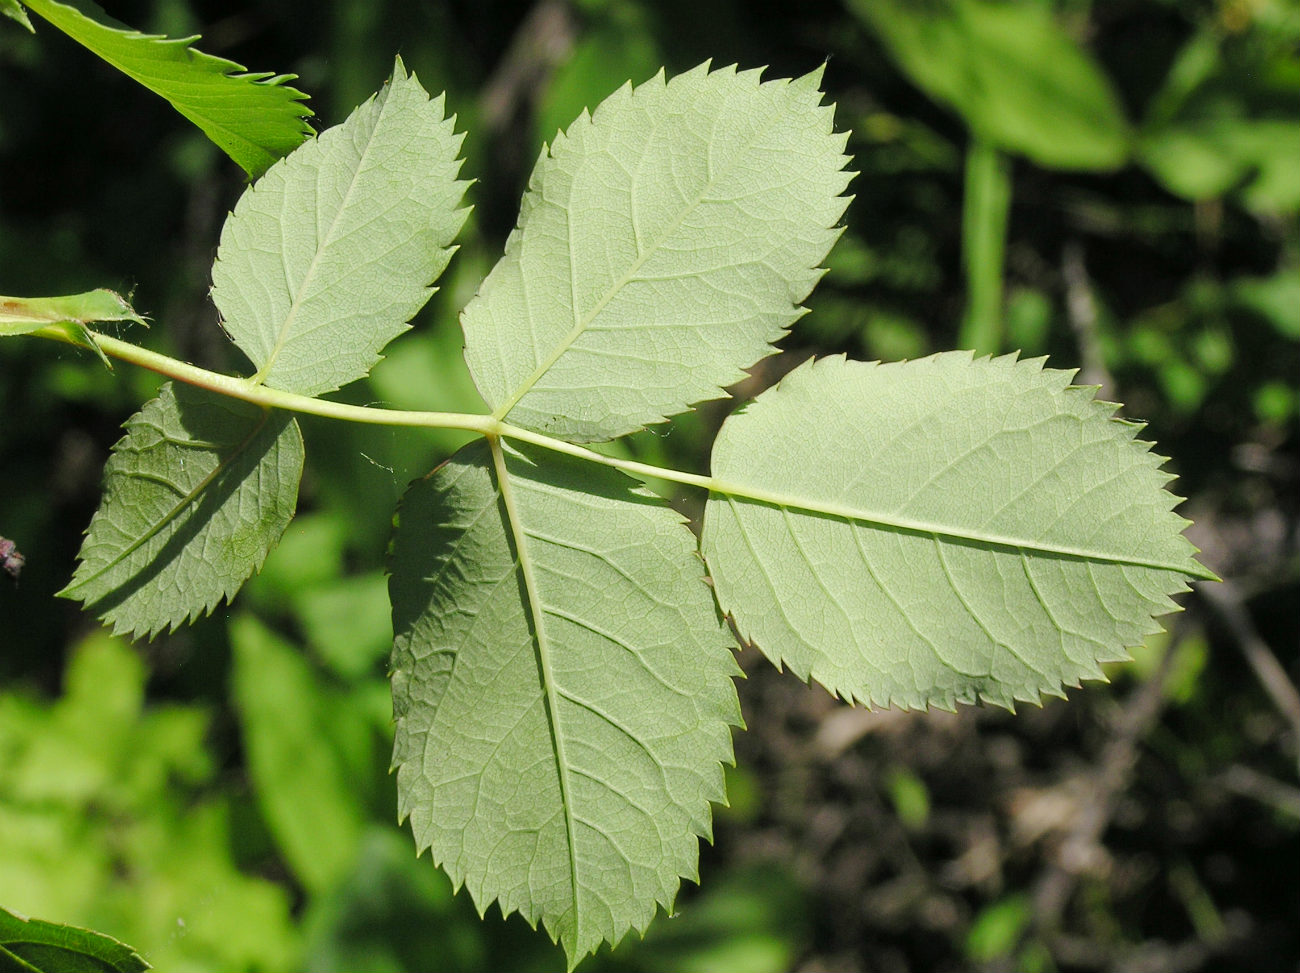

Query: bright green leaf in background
left=848, top=0, right=1130, bottom=171
left=964, top=893, right=1033, bottom=963
left=0, top=907, right=148, bottom=973
left=0, top=0, right=32, bottom=31
left=1138, top=24, right=1300, bottom=211
left=0, top=633, right=299, bottom=972
left=231, top=614, right=381, bottom=895
left=390, top=440, right=741, bottom=966
left=61, top=383, right=303, bottom=638
left=533, top=3, right=662, bottom=152
left=13, top=0, right=312, bottom=178
left=211, top=59, right=470, bottom=396
left=461, top=62, right=853, bottom=442
left=703, top=353, right=1211, bottom=709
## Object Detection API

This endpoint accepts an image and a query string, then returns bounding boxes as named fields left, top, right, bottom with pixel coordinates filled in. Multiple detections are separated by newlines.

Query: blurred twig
left=479, top=0, right=577, bottom=136
left=1197, top=578, right=1300, bottom=780
left=1217, top=763, right=1300, bottom=819
left=1030, top=625, right=1181, bottom=928
left=1062, top=239, right=1113, bottom=396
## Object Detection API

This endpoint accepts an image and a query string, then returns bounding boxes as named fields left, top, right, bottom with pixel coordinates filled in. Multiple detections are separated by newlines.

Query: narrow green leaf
left=0, top=288, right=144, bottom=337
left=461, top=61, right=853, bottom=442
left=389, top=439, right=741, bottom=967
left=702, top=353, right=1213, bottom=710
left=61, top=383, right=303, bottom=639
left=211, top=58, right=469, bottom=396
left=0, top=907, right=149, bottom=973
left=0, top=0, right=33, bottom=32
left=848, top=0, right=1130, bottom=171
left=958, top=139, right=1012, bottom=355
left=1, top=289, right=142, bottom=367
left=20, top=0, right=311, bottom=178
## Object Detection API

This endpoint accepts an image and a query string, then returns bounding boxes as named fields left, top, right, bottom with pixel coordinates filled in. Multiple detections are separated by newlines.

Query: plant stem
left=30, top=325, right=1217, bottom=580
left=958, top=138, right=1012, bottom=355
left=36, top=325, right=498, bottom=435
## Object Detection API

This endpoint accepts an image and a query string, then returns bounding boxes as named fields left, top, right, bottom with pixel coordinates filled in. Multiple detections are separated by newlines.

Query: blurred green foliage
left=2, top=0, right=1297, bottom=970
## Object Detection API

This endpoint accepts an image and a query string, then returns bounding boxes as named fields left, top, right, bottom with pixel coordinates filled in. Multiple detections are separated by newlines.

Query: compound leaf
left=389, top=439, right=741, bottom=967
left=702, top=353, right=1213, bottom=710
left=61, top=382, right=303, bottom=639
left=211, top=59, right=469, bottom=396
left=461, top=61, right=853, bottom=442
left=19, top=0, right=311, bottom=178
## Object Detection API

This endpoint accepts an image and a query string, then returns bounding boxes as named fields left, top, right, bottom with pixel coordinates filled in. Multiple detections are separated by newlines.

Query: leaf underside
left=211, top=58, right=469, bottom=396
left=461, top=61, right=854, bottom=442
left=61, top=382, right=303, bottom=639
left=389, top=439, right=741, bottom=967
left=22, top=51, right=1217, bottom=971
left=703, top=353, right=1209, bottom=710
left=20, top=0, right=312, bottom=178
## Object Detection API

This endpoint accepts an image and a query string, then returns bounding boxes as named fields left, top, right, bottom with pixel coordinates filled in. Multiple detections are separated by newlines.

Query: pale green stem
left=36, top=326, right=498, bottom=435
left=30, top=325, right=1217, bottom=580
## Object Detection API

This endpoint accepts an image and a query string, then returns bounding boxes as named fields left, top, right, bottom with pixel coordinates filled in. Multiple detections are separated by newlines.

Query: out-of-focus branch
left=1217, top=763, right=1300, bottom=819
left=479, top=0, right=578, bottom=135
left=1062, top=239, right=1113, bottom=396
left=1198, top=578, right=1300, bottom=779
left=1030, top=626, right=1181, bottom=928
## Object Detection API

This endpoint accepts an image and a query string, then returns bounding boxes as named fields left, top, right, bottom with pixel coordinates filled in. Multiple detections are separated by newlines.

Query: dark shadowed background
left=2, top=1, right=1297, bottom=970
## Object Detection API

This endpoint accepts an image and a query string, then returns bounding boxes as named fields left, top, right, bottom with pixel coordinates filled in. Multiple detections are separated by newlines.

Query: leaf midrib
left=711, top=476, right=1197, bottom=575
left=62, top=403, right=275, bottom=594
left=250, top=86, right=392, bottom=388
left=483, top=421, right=1212, bottom=580
left=487, top=437, right=582, bottom=938
left=490, top=92, right=773, bottom=422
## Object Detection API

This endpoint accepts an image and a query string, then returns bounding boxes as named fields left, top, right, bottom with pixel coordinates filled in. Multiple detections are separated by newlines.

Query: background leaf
left=0, top=632, right=301, bottom=971
left=229, top=614, right=376, bottom=896
left=847, top=0, right=1130, bottom=171
left=61, top=383, right=303, bottom=638
left=1137, top=26, right=1300, bottom=212
left=0, top=907, right=149, bottom=973
left=210, top=59, right=470, bottom=396
left=703, top=353, right=1210, bottom=709
left=389, top=439, right=741, bottom=966
left=461, top=61, right=853, bottom=442
left=18, top=0, right=311, bottom=178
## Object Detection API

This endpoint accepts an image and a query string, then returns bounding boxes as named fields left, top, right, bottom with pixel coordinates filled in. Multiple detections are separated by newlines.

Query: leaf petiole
left=31, top=325, right=1217, bottom=585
